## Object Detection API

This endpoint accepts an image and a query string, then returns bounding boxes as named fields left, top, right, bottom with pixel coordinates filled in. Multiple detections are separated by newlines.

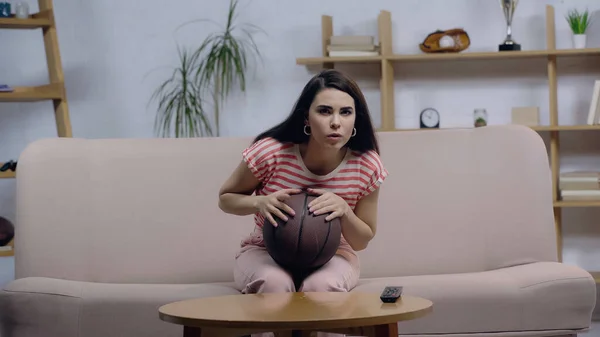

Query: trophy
left=499, top=0, right=521, bottom=51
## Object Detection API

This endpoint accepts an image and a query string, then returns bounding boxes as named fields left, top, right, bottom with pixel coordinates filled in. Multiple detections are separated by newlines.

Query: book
left=586, top=80, right=600, bottom=125
left=328, top=50, right=379, bottom=57
left=327, top=44, right=378, bottom=52
left=560, top=189, right=600, bottom=200
left=559, top=171, right=600, bottom=191
left=330, top=35, right=374, bottom=46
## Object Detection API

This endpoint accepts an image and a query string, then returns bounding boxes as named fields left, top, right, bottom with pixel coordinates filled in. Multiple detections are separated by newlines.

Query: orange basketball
left=262, top=191, right=341, bottom=273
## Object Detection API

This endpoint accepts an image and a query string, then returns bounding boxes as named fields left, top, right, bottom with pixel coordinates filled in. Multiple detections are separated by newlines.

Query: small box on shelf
left=511, top=106, right=540, bottom=126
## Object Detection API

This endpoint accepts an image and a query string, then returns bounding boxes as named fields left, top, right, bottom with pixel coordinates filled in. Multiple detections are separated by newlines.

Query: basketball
left=262, top=190, right=341, bottom=272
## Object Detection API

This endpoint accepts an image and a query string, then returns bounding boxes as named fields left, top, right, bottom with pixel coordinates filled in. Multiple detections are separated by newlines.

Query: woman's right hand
left=255, top=188, right=302, bottom=227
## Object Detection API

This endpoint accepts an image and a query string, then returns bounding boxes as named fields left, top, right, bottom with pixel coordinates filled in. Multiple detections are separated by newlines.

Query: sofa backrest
left=13, top=125, right=557, bottom=284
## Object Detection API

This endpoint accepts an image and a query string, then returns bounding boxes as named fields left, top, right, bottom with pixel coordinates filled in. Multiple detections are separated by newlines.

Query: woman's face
left=306, top=88, right=356, bottom=151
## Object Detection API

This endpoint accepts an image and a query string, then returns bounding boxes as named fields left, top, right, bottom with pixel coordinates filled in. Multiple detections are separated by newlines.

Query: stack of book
left=327, top=35, right=379, bottom=57
left=559, top=171, right=600, bottom=201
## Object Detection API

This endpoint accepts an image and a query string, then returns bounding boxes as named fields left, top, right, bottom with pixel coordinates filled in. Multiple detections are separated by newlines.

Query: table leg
left=310, top=322, right=399, bottom=337
left=294, top=331, right=312, bottom=337
left=373, top=323, right=398, bottom=337
left=183, top=326, right=297, bottom=337
left=273, top=331, right=294, bottom=337
left=183, top=326, right=202, bottom=337
left=183, top=325, right=398, bottom=337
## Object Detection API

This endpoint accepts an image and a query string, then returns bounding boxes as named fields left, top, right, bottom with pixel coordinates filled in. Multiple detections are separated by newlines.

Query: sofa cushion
left=0, top=264, right=595, bottom=337
left=0, top=277, right=240, bottom=337
left=352, top=262, right=596, bottom=335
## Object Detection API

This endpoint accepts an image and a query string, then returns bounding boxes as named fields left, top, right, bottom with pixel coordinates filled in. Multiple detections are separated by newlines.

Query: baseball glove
left=419, top=28, right=470, bottom=53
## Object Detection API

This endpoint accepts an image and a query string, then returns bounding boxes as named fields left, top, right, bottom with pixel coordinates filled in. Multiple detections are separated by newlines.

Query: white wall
left=0, top=0, right=599, bottom=322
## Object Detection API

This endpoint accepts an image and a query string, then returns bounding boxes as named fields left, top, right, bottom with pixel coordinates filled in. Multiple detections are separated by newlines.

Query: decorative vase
left=474, top=108, right=488, bottom=127
left=14, top=1, right=28, bottom=19
left=573, top=34, right=587, bottom=49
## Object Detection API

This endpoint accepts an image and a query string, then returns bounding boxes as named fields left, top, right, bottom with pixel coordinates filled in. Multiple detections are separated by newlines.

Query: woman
left=218, top=69, right=388, bottom=296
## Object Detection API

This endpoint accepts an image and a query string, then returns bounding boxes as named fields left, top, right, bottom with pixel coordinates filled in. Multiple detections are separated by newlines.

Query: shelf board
left=531, top=125, right=600, bottom=131
left=296, top=48, right=600, bottom=65
left=388, top=50, right=551, bottom=62
left=0, top=11, right=52, bottom=29
left=0, top=239, right=14, bottom=258
left=551, top=48, right=600, bottom=57
left=388, top=48, right=600, bottom=62
left=390, top=125, right=600, bottom=132
left=0, top=170, right=15, bottom=179
left=0, top=250, right=13, bottom=257
left=553, top=200, right=600, bottom=207
left=0, top=238, right=15, bottom=257
left=0, top=83, right=63, bottom=102
left=296, top=55, right=382, bottom=65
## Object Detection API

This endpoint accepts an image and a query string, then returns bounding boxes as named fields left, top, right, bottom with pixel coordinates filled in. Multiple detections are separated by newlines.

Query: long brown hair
left=253, top=69, right=380, bottom=154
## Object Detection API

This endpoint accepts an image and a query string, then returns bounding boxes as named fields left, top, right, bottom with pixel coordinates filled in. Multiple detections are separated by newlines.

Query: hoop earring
left=304, top=125, right=311, bottom=135
left=351, top=128, right=357, bottom=137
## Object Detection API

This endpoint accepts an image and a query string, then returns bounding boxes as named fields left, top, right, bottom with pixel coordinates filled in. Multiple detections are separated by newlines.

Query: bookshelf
left=0, top=0, right=72, bottom=257
left=296, top=5, right=600, bottom=282
left=0, top=0, right=72, bottom=182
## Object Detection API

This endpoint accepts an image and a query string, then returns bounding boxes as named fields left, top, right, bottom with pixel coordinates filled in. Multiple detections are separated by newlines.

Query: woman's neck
left=300, top=139, right=347, bottom=176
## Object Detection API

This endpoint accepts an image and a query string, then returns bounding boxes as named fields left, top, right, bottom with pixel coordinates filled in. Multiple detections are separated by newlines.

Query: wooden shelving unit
left=0, top=0, right=71, bottom=179
left=0, top=0, right=72, bottom=256
left=296, top=5, right=600, bottom=281
left=297, top=47, right=600, bottom=65
left=0, top=170, right=15, bottom=179
left=0, top=83, right=63, bottom=102
left=0, top=10, right=52, bottom=29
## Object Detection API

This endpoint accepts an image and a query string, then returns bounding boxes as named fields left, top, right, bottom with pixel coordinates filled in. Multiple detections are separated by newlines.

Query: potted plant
left=150, top=46, right=213, bottom=137
left=565, top=8, right=592, bottom=49
left=150, top=0, right=263, bottom=137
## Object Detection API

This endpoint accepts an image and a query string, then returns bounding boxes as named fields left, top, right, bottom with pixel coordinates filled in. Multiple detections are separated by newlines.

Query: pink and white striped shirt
left=240, top=136, right=388, bottom=267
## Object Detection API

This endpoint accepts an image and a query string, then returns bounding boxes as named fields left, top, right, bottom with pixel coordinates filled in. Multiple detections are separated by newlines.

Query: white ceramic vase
left=573, top=34, right=587, bottom=49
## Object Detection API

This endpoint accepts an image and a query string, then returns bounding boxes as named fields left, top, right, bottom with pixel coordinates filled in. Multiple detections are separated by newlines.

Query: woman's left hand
left=306, top=188, right=350, bottom=221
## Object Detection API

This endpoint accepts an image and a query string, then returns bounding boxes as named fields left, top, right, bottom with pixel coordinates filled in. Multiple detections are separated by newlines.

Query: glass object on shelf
left=15, top=1, right=28, bottom=19
left=474, top=108, right=488, bottom=127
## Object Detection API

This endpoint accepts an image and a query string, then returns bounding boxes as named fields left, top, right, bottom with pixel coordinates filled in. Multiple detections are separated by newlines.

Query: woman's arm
left=218, top=160, right=262, bottom=215
left=307, top=187, right=381, bottom=251
left=218, top=160, right=301, bottom=224
left=339, top=188, right=380, bottom=251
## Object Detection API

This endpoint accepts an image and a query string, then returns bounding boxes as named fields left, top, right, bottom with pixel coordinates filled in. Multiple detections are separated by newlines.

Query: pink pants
left=233, top=245, right=360, bottom=337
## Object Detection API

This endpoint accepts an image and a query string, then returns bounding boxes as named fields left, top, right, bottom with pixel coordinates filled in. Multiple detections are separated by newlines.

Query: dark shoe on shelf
left=0, top=160, right=17, bottom=172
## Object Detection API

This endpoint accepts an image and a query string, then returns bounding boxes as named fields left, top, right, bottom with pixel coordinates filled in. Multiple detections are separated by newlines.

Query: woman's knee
left=300, top=273, right=348, bottom=292
left=234, top=246, right=296, bottom=293
left=239, top=266, right=296, bottom=293
left=299, top=257, right=359, bottom=292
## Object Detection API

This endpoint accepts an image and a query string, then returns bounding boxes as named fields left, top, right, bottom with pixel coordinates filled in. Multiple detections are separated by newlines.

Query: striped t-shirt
left=239, top=136, right=388, bottom=267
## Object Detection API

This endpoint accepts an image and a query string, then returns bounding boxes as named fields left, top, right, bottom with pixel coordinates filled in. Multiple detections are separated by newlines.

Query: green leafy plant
left=475, top=117, right=487, bottom=127
left=565, top=9, right=592, bottom=35
left=151, top=0, right=264, bottom=137
left=151, top=46, right=213, bottom=137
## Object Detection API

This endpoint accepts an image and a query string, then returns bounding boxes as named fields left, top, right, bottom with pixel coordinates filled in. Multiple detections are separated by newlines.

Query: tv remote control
left=380, top=286, right=403, bottom=303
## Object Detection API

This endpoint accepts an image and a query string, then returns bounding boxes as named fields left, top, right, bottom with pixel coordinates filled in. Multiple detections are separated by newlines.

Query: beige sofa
left=0, top=125, right=596, bottom=337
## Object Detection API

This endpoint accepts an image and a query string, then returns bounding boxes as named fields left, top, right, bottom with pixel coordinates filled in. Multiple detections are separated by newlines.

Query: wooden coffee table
left=158, top=291, right=433, bottom=337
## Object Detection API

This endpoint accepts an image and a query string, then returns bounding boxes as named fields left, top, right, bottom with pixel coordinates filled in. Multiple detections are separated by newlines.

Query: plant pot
left=572, top=34, right=587, bottom=49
